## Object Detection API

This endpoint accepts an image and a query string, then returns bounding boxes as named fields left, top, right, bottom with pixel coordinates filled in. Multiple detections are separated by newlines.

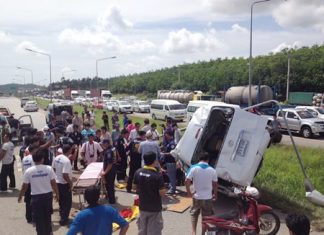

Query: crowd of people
left=0, top=107, right=313, bottom=235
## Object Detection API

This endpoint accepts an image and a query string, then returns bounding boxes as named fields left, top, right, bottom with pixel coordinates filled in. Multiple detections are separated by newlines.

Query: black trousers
left=104, top=167, right=116, bottom=204
left=24, top=185, right=32, bottom=223
left=116, top=154, right=127, bottom=181
left=31, top=192, right=53, bottom=235
left=0, top=162, right=15, bottom=191
left=57, top=183, right=72, bottom=222
left=127, top=161, right=141, bottom=192
left=70, top=146, right=79, bottom=170
left=104, top=121, right=109, bottom=131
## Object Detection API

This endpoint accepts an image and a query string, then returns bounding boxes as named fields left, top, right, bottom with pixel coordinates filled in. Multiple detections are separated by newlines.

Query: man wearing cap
left=80, top=134, right=103, bottom=166
left=101, top=140, right=117, bottom=204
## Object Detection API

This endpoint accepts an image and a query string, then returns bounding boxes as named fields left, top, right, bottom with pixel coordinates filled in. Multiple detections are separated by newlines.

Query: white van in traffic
left=186, top=100, right=229, bottom=121
left=150, top=99, right=187, bottom=121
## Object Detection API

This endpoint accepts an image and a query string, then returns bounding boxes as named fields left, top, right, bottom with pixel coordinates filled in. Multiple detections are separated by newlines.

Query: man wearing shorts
left=185, top=153, right=218, bottom=235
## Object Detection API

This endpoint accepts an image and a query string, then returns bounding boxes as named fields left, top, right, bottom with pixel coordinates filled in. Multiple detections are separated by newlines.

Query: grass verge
left=254, top=145, right=324, bottom=222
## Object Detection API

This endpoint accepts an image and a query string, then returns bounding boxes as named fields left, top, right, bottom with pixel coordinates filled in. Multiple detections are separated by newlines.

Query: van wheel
left=301, top=126, right=312, bottom=138
left=152, top=114, right=156, bottom=120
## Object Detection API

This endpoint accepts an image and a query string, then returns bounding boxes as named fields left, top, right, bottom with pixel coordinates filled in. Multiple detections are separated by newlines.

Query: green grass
left=254, top=145, right=324, bottom=220
left=35, top=98, right=51, bottom=109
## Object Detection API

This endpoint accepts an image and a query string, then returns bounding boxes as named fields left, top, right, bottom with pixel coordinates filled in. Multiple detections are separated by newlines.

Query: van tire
left=152, top=114, right=156, bottom=120
left=301, top=126, right=312, bottom=138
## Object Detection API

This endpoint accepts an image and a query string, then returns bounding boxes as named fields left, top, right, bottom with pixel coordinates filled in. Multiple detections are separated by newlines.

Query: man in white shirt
left=141, top=118, right=150, bottom=133
left=66, top=118, right=74, bottom=134
left=21, top=145, right=37, bottom=223
left=72, top=111, right=82, bottom=131
left=80, top=134, right=103, bottom=166
left=146, top=123, right=160, bottom=141
left=52, top=144, right=73, bottom=225
left=18, top=149, right=59, bottom=235
left=128, top=122, right=141, bottom=142
left=0, top=133, right=15, bottom=192
left=185, top=153, right=218, bottom=235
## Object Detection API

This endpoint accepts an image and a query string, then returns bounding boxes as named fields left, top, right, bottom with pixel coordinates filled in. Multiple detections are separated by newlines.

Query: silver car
left=132, top=101, right=150, bottom=113
left=276, top=108, right=324, bottom=138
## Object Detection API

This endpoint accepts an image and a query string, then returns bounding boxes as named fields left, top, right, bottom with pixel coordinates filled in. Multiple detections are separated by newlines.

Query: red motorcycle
left=202, top=187, right=280, bottom=235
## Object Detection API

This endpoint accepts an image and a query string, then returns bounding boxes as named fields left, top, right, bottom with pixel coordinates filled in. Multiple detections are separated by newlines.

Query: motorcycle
left=202, top=187, right=280, bottom=235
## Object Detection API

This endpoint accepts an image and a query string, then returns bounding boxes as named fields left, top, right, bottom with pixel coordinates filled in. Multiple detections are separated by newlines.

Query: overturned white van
left=172, top=103, right=270, bottom=187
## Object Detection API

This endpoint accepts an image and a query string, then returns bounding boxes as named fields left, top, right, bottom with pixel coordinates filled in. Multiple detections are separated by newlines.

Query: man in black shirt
left=133, top=151, right=166, bottom=235
left=101, top=140, right=117, bottom=204
left=68, top=125, right=83, bottom=170
left=126, top=130, right=145, bottom=193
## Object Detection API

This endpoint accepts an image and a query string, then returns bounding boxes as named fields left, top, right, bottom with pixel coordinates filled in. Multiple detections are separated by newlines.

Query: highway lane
left=0, top=96, right=322, bottom=235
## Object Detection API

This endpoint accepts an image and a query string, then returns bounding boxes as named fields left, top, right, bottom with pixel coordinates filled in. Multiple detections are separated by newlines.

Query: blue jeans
left=166, top=163, right=177, bottom=193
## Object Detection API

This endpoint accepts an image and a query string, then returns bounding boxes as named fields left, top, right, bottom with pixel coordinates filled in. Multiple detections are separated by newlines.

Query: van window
left=187, top=106, right=198, bottom=112
left=165, top=105, right=169, bottom=111
left=169, top=104, right=186, bottom=110
left=277, top=111, right=286, bottom=117
left=287, top=112, right=296, bottom=119
left=151, top=104, right=163, bottom=110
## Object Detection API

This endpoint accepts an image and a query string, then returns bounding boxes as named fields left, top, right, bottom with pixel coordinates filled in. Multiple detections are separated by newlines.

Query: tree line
left=53, top=44, right=324, bottom=98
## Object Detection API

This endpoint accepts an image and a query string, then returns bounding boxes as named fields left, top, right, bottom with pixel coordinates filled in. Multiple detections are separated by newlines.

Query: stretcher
left=73, top=162, right=105, bottom=208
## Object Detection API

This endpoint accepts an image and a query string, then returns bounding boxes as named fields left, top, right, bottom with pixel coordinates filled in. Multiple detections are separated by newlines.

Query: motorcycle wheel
left=259, top=211, right=280, bottom=235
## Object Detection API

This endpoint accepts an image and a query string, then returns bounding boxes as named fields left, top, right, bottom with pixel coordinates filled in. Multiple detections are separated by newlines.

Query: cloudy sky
left=0, top=0, right=324, bottom=86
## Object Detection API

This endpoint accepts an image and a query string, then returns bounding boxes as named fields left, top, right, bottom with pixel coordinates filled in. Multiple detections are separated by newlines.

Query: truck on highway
left=101, top=90, right=112, bottom=99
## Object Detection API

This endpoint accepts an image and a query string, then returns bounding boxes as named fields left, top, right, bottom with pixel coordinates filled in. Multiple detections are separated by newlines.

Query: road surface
left=0, top=97, right=322, bottom=235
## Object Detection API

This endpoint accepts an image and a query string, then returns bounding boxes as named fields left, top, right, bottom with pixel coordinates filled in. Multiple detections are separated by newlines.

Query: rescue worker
left=101, top=140, right=117, bottom=204
left=52, top=144, right=73, bottom=226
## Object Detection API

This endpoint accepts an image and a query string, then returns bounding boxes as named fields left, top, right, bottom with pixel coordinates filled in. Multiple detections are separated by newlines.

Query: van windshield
left=169, top=104, right=186, bottom=110
left=297, top=111, right=315, bottom=119
left=139, top=101, right=149, bottom=105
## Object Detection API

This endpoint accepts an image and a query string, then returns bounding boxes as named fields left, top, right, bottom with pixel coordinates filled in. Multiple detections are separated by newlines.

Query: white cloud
left=162, top=28, right=222, bottom=54
left=273, top=0, right=324, bottom=33
left=58, top=28, right=120, bottom=48
left=203, top=0, right=250, bottom=15
left=120, top=39, right=156, bottom=54
left=0, top=31, right=14, bottom=44
left=231, top=24, right=248, bottom=33
left=15, top=41, right=45, bottom=54
left=272, top=41, right=301, bottom=54
left=96, top=6, right=133, bottom=32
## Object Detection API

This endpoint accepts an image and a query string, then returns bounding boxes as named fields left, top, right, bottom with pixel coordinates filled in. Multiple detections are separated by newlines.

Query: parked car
left=132, top=100, right=150, bottom=113
left=113, top=100, right=133, bottom=113
left=296, top=106, right=324, bottom=119
left=276, top=108, right=324, bottom=138
left=0, top=106, right=12, bottom=117
left=20, top=97, right=30, bottom=107
left=106, top=100, right=117, bottom=111
left=24, top=101, right=39, bottom=112
left=150, top=99, right=187, bottom=121
left=92, top=101, right=104, bottom=109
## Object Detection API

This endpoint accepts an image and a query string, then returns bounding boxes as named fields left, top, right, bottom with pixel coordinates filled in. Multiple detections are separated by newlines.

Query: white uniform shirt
left=141, top=125, right=150, bottom=133
left=186, top=162, right=218, bottom=200
left=23, top=165, right=56, bottom=195
left=146, top=129, right=160, bottom=141
left=128, top=129, right=139, bottom=142
left=80, top=141, right=103, bottom=164
left=1, top=141, right=14, bottom=164
left=66, top=124, right=74, bottom=133
left=22, top=154, right=34, bottom=174
left=52, top=154, right=72, bottom=184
